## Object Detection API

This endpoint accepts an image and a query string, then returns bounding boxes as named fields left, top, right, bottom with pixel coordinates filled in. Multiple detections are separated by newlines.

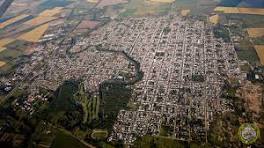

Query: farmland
left=91, top=129, right=108, bottom=140
left=0, top=14, right=29, bottom=29
left=180, top=9, right=190, bottom=16
left=51, top=130, right=88, bottom=148
left=97, top=0, right=128, bottom=8
left=0, top=47, right=6, bottom=53
left=120, top=0, right=171, bottom=17
left=39, top=7, right=64, bottom=17
left=209, top=14, right=220, bottom=24
left=24, top=16, right=56, bottom=26
left=86, top=0, right=98, bottom=3
left=148, top=0, right=175, bottom=3
left=77, top=20, right=99, bottom=29
left=0, top=38, right=15, bottom=48
left=23, top=7, right=63, bottom=26
left=0, top=61, right=6, bottom=67
left=18, top=23, right=49, bottom=42
left=215, top=7, right=264, bottom=15
left=254, top=45, right=264, bottom=65
left=247, top=28, right=264, bottom=38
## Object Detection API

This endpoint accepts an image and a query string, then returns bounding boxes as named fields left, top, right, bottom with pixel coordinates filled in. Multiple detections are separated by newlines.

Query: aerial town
left=6, top=14, right=241, bottom=144
left=0, top=0, right=263, bottom=147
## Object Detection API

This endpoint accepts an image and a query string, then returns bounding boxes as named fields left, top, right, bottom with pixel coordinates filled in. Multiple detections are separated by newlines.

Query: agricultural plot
left=181, top=9, right=190, bottom=16
left=172, top=0, right=218, bottom=15
left=18, top=23, right=49, bottom=42
left=51, top=130, right=87, bottom=148
left=148, top=0, right=175, bottom=3
left=254, top=45, right=264, bottom=65
left=23, top=7, right=63, bottom=26
left=86, top=0, right=98, bottom=3
left=209, top=14, right=220, bottom=24
left=38, top=0, right=72, bottom=11
left=0, top=14, right=29, bottom=29
left=86, top=97, right=99, bottom=123
left=0, top=61, right=6, bottom=67
left=39, top=7, right=64, bottom=17
left=0, top=38, right=15, bottom=48
left=24, top=16, right=56, bottom=26
left=247, top=28, right=264, bottom=38
left=77, top=20, right=99, bottom=29
left=91, top=129, right=108, bottom=140
left=97, top=0, right=128, bottom=8
left=120, top=0, right=171, bottom=17
left=214, top=7, right=264, bottom=15
left=0, top=47, right=6, bottom=53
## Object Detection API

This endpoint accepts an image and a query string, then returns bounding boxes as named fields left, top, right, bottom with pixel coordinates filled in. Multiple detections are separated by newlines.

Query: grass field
left=235, top=39, right=259, bottom=65
left=148, top=0, right=175, bottom=3
left=254, top=45, right=264, bottom=65
left=120, top=0, right=171, bottom=17
left=51, top=130, right=88, bottom=148
left=0, top=47, right=6, bottom=53
left=91, top=129, right=108, bottom=140
left=86, top=0, right=98, bottom=3
left=181, top=9, right=190, bottom=16
left=18, top=23, right=49, bottom=42
left=215, top=7, right=264, bottom=15
left=209, top=14, right=220, bottom=24
left=0, top=61, right=6, bottom=67
left=247, top=28, right=264, bottom=38
left=0, top=14, right=29, bottom=29
left=97, top=0, right=128, bottom=8
left=0, top=38, right=15, bottom=48
left=39, top=7, right=64, bottom=17
left=23, top=7, right=62, bottom=26
left=24, top=16, right=56, bottom=26
left=133, top=135, right=186, bottom=148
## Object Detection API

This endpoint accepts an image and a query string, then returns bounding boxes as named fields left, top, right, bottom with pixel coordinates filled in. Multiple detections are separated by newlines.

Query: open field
left=0, top=61, right=6, bottom=67
left=209, top=14, right=220, bottom=24
left=180, top=9, right=190, bottom=16
left=39, top=7, right=64, bottom=17
left=0, top=14, right=29, bottom=29
left=0, top=38, right=15, bottom=47
left=86, top=0, right=98, bottom=3
left=254, top=45, right=264, bottom=65
left=23, top=7, right=62, bottom=26
left=215, top=7, right=264, bottom=15
left=133, top=135, right=186, bottom=148
left=247, top=28, right=264, bottom=38
left=0, top=47, right=6, bottom=53
left=24, top=16, right=56, bottom=26
left=51, top=131, right=88, bottom=148
left=18, top=23, right=49, bottom=42
left=97, top=0, right=128, bottom=8
left=91, top=129, right=108, bottom=140
left=148, top=0, right=175, bottom=3
left=120, top=0, right=171, bottom=17
left=77, top=20, right=99, bottom=29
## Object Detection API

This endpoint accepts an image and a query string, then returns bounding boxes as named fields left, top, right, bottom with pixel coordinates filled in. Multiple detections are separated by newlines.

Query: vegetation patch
left=235, top=39, right=259, bottom=65
left=209, top=14, right=220, bottom=25
left=213, top=25, right=230, bottom=42
left=18, top=23, right=49, bottom=42
left=214, top=7, right=264, bottom=15
left=51, top=130, right=88, bottom=148
left=133, top=135, right=186, bottom=148
left=0, top=14, right=29, bottom=29
left=254, top=45, right=264, bottom=65
left=247, top=28, right=264, bottom=38
left=91, top=129, right=108, bottom=140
